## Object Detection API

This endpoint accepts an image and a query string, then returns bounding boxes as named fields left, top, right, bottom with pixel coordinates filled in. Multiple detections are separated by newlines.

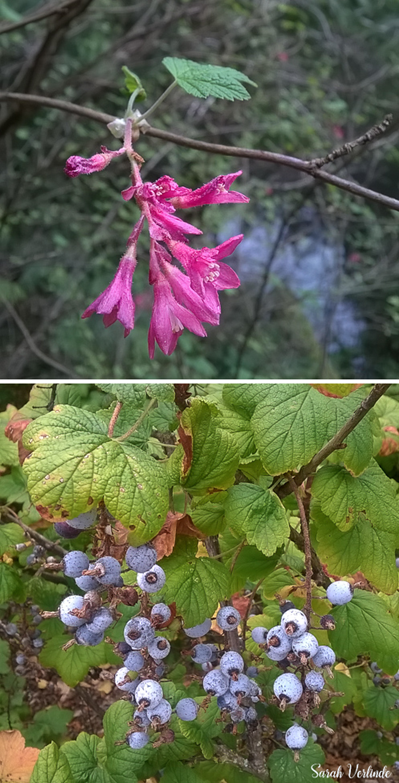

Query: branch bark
left=1, top=507, right=67, bottom=557
left=1, top=93, right=399, bottom=213
left=277, top=383, right=390, bottom=499
left=288, top=478, right=313, bottom=621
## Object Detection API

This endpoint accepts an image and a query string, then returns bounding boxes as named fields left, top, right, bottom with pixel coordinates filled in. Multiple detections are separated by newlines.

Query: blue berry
left=326, top=581, right=354, bottom=606
left=126, top=544, right=157, bottom=572
left=62, top=551, right=89, bottom=578
left=281, top=609, right=308, bottom=638
left=75, top=574, right=101, bottom=592
left=230, top=674, right=251, bottom=698
left=67, top=508, right=97, bottom=530
left=305, top=671, right=324, bottom=692
left=115, top=666, right=139, bottom=692
left=89, top=556, right=121, bottom=586
left=146, top=698, right=172, bottom=725
left=191, top=644, right=213, bottom=664
left=137, top=565, right=166, bottom=594
left=176, top=698, right=199, bottom=721
left=59, top=596, right=86, bottom=628
left=230, top=706, right=246, bottom=723
left=150, top=603, right=171, bottom=625
left=312, top=645, right=336, bottom=669
left=75, top=625, right=104, bottom=646
left=147, top=637, right=170, bottom=660
left=135, top=679, right=163, bottom=709
left=216, top=606, right=241, bottom=631
left=292, top=632, right=319, bottom=662
left=124, top=651, right=145, bottom=671
left=273, top=673, right=303, bottom=706
left=184, top=619, right=211, bottom=638
left=251, top=626, right=268, bottom=645
left=286, top=724, right=308, bottom=750
left=128, top=732, right=149, bottom=749
left=217, top=691, right=239, bottom=711
left=85, top=607, right=113, bottom=634
left=220, top=651, right=244, bottom=677
left=203, top=670, right=230, bottom=696
left=246, top=666, right=259, bottom=677
left=54, top=521, right=80, bottom=539
left=124, top=617, right=155, bottom=648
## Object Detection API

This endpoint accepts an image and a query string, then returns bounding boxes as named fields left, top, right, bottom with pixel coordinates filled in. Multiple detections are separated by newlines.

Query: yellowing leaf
left=0, top=730, right=39, bottom=783
left=334, top=662, right=351, bottom=678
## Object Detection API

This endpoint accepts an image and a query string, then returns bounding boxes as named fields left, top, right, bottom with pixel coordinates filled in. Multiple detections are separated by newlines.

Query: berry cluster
left=250, top=581, right=354, bottom=758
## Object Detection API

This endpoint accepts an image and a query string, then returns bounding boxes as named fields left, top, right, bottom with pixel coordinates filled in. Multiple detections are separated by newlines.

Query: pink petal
left=214, top=234, right=244, bottom=260
left=169, top=171, right=249, bottom=208
left=65, top=147, right=125, bottom=178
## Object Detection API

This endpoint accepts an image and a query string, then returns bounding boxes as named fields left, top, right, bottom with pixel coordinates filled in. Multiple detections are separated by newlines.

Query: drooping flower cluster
left=65, top=120, right=249, bottom=357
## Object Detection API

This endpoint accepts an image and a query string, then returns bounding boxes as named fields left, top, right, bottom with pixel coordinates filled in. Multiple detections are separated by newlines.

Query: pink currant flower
left=148, top=276, right=207, bottom=358
left=168, top=171, right=250, bottom=209
left=81, top=217, right=144, bottom=337
left=167, top=235, right=243, bottom=304
left=65, top=146, right=125, bottom=177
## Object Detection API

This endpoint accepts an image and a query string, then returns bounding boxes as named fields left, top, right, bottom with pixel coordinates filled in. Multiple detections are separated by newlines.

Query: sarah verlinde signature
left=311, top=764, right=393, bottom=778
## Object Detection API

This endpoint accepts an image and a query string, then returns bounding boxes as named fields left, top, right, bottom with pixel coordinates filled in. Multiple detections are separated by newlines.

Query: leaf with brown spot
left=177, top=423, right=193, bottom=475
left=379, top=425, right=399, bottom=456
left=152, top=511, right=206, bottom=559
left=0, top=730, right=40, bottom=783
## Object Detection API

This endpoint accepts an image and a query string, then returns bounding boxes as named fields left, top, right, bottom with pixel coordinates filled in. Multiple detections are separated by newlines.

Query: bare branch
left=309, top=114, right=393, bottom=169
left=1, top=93, right=399, bottom=213
left=0, top=0, right=77, bottom=36
left=288, top=478, right=312, bottom=621
left=278, top=383, right=391, bottom=499
left=1, top=507, right=67, bottom=557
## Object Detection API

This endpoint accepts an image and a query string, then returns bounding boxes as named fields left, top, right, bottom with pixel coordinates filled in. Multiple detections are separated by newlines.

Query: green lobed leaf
left=0, top=638, right=10, bottom=674
left=195, top=760, right=261, bottom=783
left=224, top=484, right=290, bottom=556
left=31, top=741, right=73, bottom=783
left=179, top=400, right=240, bottom=490
left=190, top=494, right=227, bottom=535
left=121, top=65, right=147, bottom=100
left=96, top=402, right=152, bottom=448
left=162, top=761, right=205, bottom=783
left=251, top=385, right=375, bottom=477
left=222, top=384, right=271, bottom=417
left=0, top=561, right=22, bottom=603
left=329, top=591, right=399, bottom=674
left=162, top=538, right=230, bottom=625
left=359, top=730, right=398, bottom=766
left=145, top=383, right=175, bottom=402
left=313, top=502, right=398, bottom=593
left=22, top=405, right=169, bottom=541
left=60, top=733, right=103, bottom=783
left=25, top=706, right=74, bottom=746
left=39, top=636, right=117, bottom=687
left=102, top=700, right=146, bottom=783
left=0, top=465, right=29, bottom=505
left=178, top=698, right=221, bottom=759
left=0, top=522, right=24, bottom=555
left=268, top=742, right=325, bottom=783
left=311, top=460, right=399, bottom=533
left=0, top=405, right=19, bottom=466
left=95, top=383, right=147, bottom=405
left=162, top=57, right=256, bottom=101
left=363, top=686, right=399, bottom=730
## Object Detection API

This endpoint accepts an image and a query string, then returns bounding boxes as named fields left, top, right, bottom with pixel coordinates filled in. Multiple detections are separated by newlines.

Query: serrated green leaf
left=180, top=401, right=240, bottom=490
left=31, top=741, right=73, bottom=783
left=261, top=567, right=295, bottom=600
left=329, top=591, right=399, bottom=674
left=225, top=484, right=290, bottom=557
left=28, top=578, right=67, bottom=611
left=39, top=636, right=116, bottom=687
left=163, top=761, right=205, bottom=783
left=229, top=546, right=281, bottom=592
left=311, top=460, right=399, bottom=533
left=363, top=686, right=399, bottom=730
left=178, top=698, right=221, bottom=759
left=327, top=669, right=358, bottom=714
left=268, top=742, right=325, bottom=782
left=162, top=57, right=256, bottom=101
left=212, top=399, right=255, bottom=458
left=0, top=562, right=22, bottom=603
left=102, top=701, right=146, bottom=783
left=0, top=522, right=24, bottom=555
left=0, top=465, right=29, bottom=505
left=195, top=760, right=261, bottom=783
left=190, top=494, right=226, bottom=536
left=60, top=733, right=103, bottom=782
left=0, top=406, right=19, bottom=466
left=121, top=66, right=147, bottom=100
left=359, top=730, right=398, bottom=766
left=145, top=383, right=175, bottom=403
left=96, top=402, right=152, bottom=448
left=22, top=405, right=168, bottom=541
left=223, top=384, right=270, bottom=417
left=96, top=384, right=147, bottom=405
left=251, top=385, right=374, bottom=476
left=162, top=542, right=229, bottom=625
left=25, top=706, right=74, bottom=746
left=313, top=502, right=397, bottom=593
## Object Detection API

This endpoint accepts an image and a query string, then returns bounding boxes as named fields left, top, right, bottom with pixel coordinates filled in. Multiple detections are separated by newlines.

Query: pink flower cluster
left=65, top=130, right=249, bottom=358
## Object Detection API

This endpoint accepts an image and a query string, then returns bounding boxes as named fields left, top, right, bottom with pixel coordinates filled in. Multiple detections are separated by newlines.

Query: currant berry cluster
left=250, top=581, right=354, bottom=758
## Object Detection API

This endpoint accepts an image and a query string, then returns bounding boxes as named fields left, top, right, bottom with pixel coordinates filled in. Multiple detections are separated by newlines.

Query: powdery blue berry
left=137, top=565, right=166, bottom=594
left=124, top=617, right=155, bottom=648
left=126, top=544, right=157, bottom=572
left=85, top=607, right=113, bottom=634
left=124, top=651, right=145, bottom=671
left=183, top=618, right=211, bottom=638
left=245, top=706, right=258, bottom=722
left=217, top=692, right=239, bottom=711
left=135, top=679, right=163, bottom=709
left=203, top=669, right=230, bottom=696
left=191, top=644, right=214, bottom=664
left=176, top=698, right=199, bottom=721
left=266, top=645, right=292, bottom=662
left=150, top=603, right=171, bottom=625
left=267, top=625, right=290, bottom=650
left=128, top=732, right=149, bottom=749
left=292, top=632, right=319, bottom=662
left=312, top=645, right=336, bottom=669
left=115, top=666, right=139, bottom=692
left=230, top=706, right=246, bottom=723
left=305, top=671, right=325, bottom=692
left=246, top=666, right=259, bottom=677
left=59, top=595, right=86, bottom=628
left=147, top=636, right=170, bottom=660
left=220, top=651, right=244, bottom=677
left=75, top=624, right=104, bottom=646
left=75, top=574, right=100, bottom=592
left=133, top=709, right=150, bottom=728
left=326, top=581, right=354, bottom=606
left=62, top=551, right=90, bottom=578
left=146, top=698, right=172, bottom=725
left=251, top=626, right=268, bottom=645
left=54, top=521, right=80, bottom=539
left=286, top=724, right=309, bottom=750
left=281, top=609, right=308, bottom=638
left=273, top=673, right=303, bottom=706
left=67, top=508, right=97, bottom=530
left=91, top=556, right=121, bottom=585
left=216, top=606, right=241, bottom=631
left=229, top=673, right=251, bottom=698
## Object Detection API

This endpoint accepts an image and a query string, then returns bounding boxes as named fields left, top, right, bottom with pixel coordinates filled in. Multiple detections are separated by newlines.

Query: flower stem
left=288, top=477, right=313, bottom=623
left=116, top=398, right=156, bottom=442
left=108, top=401, right=123, bottom=437
left=134, top=80, right=178, bottom=124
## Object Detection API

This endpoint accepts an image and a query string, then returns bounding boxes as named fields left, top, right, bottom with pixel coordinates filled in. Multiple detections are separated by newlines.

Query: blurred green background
left=1, top=0, right=399, bottom=379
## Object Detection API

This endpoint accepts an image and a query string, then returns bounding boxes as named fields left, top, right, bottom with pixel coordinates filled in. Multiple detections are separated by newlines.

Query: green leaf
left=228, top=546, right=282, bottom=592
left=251, top=385, right=374, bottom=476
left=0, top=465, right=29, bottom=505
left=0, top=639, right=10, bottom=674
left=145, top=383, right=175, bottom=403
left=31, top=741, right=73, bottom=783
left=211, top=399, right=255, bottom=458
left=329, top=591, right=399, bottom=674
left=0, top=522, right=24, bottom=555
left=359, top=730, right=398, bottom=766
left=60, top=733, right=103, bottom=783
left=96, top=384, right=147, bottom=405
left=313, top=502, right=397, bottom=593
left=39, top=636, right=116, bottom=687
left=163, top=761, right=205, bottom=783
left=178, top=699, right=221, bottom=759
left=96, top=402, right=152, bottom=448
left=28, top=578, right=67, bottom=611
left=0, top=406, right=19, bottom=466
left=327, top=669, right=358, bottom=714
left=22, top=405, right=169, bottom=541
left=162, top=57, right=256, bottom=101
left=268, top=742, right=325, bottom=783
left=180, top=401, right=240, bottom=490
left=102, top=701, right=144, bottom=783
left=225, top=484, right=290, bottom=556
left=195, top=760, right=261, bottom=783
left=162, top=539, right=230, bottom=625
left=311, top=460, right=399, bottom=533
left=363, top=686, right=399, bottom=730
left=223, top=384, right=271, bottom=417
left=190, top=494, right=226, bottom=535
left=25, top=706, right=74, bottom=745
left=0, top=562, right=22, bottom=603
left=121, top=66, right=147, bottom=100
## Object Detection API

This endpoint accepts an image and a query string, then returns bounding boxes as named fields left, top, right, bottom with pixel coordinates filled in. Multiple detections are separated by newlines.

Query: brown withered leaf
left=379, top=425, right=399, bottom=457
left=5, top=416, right=33, bottom=465
left=152, top=511, right=206, bottom=559
left=177, top=422, right=192, bottom=475
left=0, top=730, right=40, bottom=783
left=231, top=592, right=250, bottom=618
